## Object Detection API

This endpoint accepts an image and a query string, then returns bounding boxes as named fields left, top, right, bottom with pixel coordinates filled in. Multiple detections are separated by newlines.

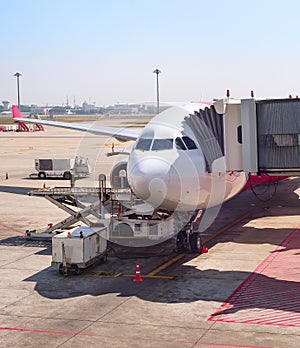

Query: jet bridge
left=206, top=97, right=300, bottom=176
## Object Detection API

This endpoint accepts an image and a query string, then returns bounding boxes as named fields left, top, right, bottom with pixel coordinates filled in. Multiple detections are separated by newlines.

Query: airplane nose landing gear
left=175, top=210, right=209, bottom=254
left=176, top=230, right=206, bottom=253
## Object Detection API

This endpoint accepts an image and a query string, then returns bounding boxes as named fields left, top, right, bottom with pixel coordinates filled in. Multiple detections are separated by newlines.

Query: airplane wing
left=12, top=105, right=140, bottom=141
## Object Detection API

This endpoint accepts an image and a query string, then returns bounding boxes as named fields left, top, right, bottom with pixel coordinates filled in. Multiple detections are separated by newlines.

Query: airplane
left=10, top=109, right=44, bottom=132
left=12, top=103, right=283, bottom=251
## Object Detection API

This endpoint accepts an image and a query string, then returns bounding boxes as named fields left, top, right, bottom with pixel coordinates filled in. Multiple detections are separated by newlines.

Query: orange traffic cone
left=5, top=172, right=8, bottom=180
left=133, top=264, right=143, bottom=282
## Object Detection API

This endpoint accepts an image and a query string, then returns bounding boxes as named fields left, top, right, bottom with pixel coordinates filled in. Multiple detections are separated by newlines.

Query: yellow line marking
left=83, top=271, right=121, bottom=277
left=114, top=272, right=122, bottom=278
left=124, top=274, right=175, bottom=280
left=146, top=253, right=185, bottom=276
left=202, top=211, right=254, bottom=244
left=83, top=271, right=174, bottom=280
left=201, top=187, right=285, bottom=244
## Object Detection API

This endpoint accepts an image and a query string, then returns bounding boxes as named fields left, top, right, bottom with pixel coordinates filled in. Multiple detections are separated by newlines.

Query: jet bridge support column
left=241, top=99, right=258, bottom=174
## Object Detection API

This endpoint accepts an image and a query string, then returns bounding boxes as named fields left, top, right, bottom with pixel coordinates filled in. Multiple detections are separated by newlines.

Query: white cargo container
left=52, top=226, right=108, bottom=274
left=34, top=156, right=91, bottom=179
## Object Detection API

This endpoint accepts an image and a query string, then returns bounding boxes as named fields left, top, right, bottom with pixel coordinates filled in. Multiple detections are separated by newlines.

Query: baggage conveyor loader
left=26, top=185, right=196, bottom=249
left=27, top=186, right=112, bottom=274
left=26, top=187, right=109, bottom=239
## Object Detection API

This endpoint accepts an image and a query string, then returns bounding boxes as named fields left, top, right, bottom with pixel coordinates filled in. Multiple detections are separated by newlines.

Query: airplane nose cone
left=128, top=158, right=170, bottom=208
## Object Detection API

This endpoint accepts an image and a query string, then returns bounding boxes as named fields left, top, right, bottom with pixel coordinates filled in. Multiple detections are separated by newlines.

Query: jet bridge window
left=135, top=138, right=152, bottom=151
left=152, top=138, right=173, bottom=151
left=182, top=136, right=197, bottom=149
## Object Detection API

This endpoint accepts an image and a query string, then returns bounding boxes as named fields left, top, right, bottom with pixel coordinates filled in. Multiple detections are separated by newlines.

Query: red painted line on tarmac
left=0, top=326, right=271, bottom=347
left=209, top=224, right=300, bottom=327
left=195, top=341, right=271, bottom=348
left=0, top=223, right=25, bottom=236
left=196, top=344, right=271, bottom=348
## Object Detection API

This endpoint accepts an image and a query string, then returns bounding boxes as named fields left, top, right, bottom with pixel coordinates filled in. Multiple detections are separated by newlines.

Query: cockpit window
left=175, top=137, right=187, bottom=150
left=182, top=136, right=197, bottom=150
left=152, top=138, right=173, bottom=151
left=135, top=138, right=152, bottom=151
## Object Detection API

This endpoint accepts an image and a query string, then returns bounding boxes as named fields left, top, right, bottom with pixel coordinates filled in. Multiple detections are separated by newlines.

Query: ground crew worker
left=70, top=174, right=75, bottom=187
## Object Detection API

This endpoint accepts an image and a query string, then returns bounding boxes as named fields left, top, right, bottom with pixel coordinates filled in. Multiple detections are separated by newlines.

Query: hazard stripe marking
left=209, top=225, right=300, bottom=327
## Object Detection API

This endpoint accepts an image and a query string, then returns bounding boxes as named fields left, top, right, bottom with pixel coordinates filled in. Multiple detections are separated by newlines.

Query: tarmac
left=0, top=120, right=299, bottom=347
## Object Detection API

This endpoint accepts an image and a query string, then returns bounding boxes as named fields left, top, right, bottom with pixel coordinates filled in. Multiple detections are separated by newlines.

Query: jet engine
left=109, top=159, right=130, bottom=189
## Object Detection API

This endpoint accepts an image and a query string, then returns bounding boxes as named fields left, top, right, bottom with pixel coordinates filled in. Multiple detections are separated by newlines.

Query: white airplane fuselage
left=127, top=103, right=247, bottom=211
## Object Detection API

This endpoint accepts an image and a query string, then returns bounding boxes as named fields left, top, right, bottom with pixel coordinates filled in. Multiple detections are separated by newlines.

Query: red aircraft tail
left=12, top=105, right=44, bottom=132
left=12, top=105, right=29, bottom=131
left=12, top=105, right=22, bottom=119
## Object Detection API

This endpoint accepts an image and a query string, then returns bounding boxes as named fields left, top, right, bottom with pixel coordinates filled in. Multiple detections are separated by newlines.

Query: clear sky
left=1, top=0, right=300, bottom=106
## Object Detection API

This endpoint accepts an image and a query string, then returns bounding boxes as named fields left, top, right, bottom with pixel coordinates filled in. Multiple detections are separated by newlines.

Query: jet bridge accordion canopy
left=185, top=106, right=224, bottom=172
left=256, top=99, right=300, bottom=173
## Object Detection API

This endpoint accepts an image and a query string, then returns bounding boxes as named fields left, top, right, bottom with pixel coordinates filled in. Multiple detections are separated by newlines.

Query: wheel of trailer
left=71, top=264, right=80, bottom=275
left=63, top=171, right=71, bottom=180
left=189, top=233, right=202, bottom=253
left=59, top=264, right=64, bottom=275
left=38, top=172, right=46, bottom=179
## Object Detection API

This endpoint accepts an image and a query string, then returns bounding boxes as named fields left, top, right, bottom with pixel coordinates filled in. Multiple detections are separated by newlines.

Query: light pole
left=153, top=69, right=161, bottom=114
left=13, top=72, right=22, bottom=109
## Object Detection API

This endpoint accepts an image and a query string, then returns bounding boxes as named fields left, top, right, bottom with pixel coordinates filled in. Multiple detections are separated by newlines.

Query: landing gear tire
left=189, top=232, right=202, bottom=253
left=176, top=231, right=202, bottom=253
